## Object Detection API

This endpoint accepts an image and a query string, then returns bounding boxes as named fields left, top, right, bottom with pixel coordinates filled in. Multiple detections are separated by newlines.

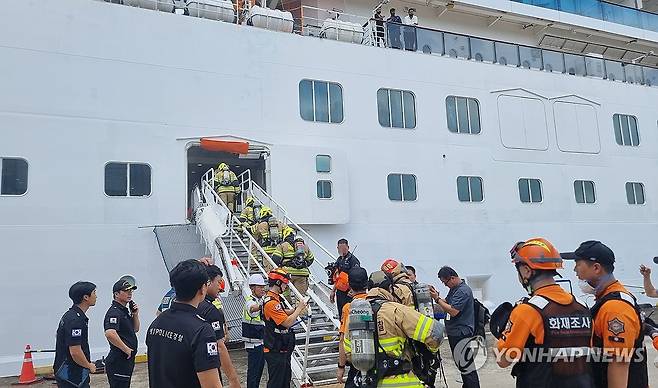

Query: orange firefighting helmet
left=268, top=268, right=291, bottom=284
left=510, top=238, right=563, bottom=271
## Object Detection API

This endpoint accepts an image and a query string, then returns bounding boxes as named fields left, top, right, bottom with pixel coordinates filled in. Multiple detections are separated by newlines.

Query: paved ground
left=2, top=339, right=656, bottom=387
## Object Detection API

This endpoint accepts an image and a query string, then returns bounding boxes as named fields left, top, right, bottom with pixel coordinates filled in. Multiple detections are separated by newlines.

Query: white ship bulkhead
left=0, top=0, right=657, bottom=376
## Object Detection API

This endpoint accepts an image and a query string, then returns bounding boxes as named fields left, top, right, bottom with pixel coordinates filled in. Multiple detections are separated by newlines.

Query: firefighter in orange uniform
left=261, top=268, right=307, bottom=388
left=495, top=238, right=594, bottom=388
left=561, top=240, right=648, bottom=388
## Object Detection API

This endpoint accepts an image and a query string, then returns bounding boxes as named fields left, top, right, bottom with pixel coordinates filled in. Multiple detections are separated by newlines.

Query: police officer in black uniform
left=103, top=278, right=140, bottom=388
left=146, top=259, right=222, bottom=388
left=54, top=281, right=97, bottom=388
left=197, top=265, right=241, bottom=388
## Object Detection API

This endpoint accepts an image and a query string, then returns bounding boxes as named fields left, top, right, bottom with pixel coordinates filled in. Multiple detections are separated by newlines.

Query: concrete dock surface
left=2, top=338, right=656, bottom=387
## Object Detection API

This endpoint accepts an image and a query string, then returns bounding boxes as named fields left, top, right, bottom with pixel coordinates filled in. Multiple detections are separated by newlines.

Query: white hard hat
left=248, top=274, right=266, bottom=286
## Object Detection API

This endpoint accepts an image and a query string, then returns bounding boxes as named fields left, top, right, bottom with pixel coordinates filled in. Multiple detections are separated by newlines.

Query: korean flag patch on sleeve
left=211, top=321, right=221, bottom=331
left=109, top=317, right=118, bottom=324
left=206, top=342, right=218, bottom=356
left=72, top=329, right=82, bottom=337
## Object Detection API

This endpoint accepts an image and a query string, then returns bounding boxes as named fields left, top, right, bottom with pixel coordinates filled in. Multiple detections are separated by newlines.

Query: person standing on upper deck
left=373, top=8, right=385, bottom=47
left=402, top=8, right=418, bottom=51
left=387, top=8, right=402, bottom=49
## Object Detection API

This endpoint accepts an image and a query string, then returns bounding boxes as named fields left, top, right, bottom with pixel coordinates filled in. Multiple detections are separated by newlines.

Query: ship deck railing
left=100, top=0, right=658, bottom=87
left=511, top=0, right=658, bottom=34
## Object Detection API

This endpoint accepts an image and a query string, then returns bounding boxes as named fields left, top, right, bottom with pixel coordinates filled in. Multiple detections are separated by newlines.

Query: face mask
left=579, top=279, right=596, bottom=294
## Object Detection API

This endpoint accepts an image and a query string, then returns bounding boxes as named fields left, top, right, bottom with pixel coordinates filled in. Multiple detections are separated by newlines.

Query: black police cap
left=113, top=279, right=137, bottom=293
left=560, top=240, right=615, bottom=266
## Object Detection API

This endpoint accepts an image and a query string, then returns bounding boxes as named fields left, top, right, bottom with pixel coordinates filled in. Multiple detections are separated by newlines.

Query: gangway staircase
left=193, top=168, right=342, bottom=387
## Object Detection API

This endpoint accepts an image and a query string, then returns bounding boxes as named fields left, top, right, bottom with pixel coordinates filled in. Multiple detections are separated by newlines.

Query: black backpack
left=473, top=298, right=490, bottom=338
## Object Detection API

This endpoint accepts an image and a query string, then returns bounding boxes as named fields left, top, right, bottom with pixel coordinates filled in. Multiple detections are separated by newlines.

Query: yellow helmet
left=282, top=226, right=295, bottom=241
left=259, top=206, right=273, bottom=219
left=218, top=163, right=229, bottom=171
left=245, top=196, right=254, bottom=207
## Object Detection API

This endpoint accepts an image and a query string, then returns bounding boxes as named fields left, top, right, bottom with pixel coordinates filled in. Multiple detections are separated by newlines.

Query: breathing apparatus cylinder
left=291, top=240, right=306, bottom=269
left=413, top=283, right=434, bottom=317
left=348, top=298, right=376, bottom=373
left=268, top=220, right=280, bottom=245
left=253, top=205, right=261, bottom=222
left=221, top=171, right=230, bottom=185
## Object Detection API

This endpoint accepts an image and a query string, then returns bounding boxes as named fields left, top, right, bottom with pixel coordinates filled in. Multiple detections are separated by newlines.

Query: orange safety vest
left=333, top=271, right=350, bottom=292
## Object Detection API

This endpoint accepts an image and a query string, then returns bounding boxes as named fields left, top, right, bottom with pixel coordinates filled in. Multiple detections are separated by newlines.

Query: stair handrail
left=249, top=181, right=339, bottom=294
left=201, top=168, right=320, bottom=325
left=201, top=170, right=342, bottom=385
left=199, top=175, right=245, bottom=289
left=250, top=181, right=337, bottom=268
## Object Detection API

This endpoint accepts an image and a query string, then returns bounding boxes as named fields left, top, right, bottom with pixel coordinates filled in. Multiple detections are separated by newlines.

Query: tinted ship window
left=574, top=180, right=596, bottom=204
left=387, top=174, right=417, bottom=201
left=613, top=114, right=639, bottom=146
left=0, top=158, right=28, bottom=195
left=317, top=180, right=332, bottom=199
left=457, top=176, right=483, bottom=202
left=377, top=88, right=416, bottom=129
left=105, top=162, right=151, bottom=197
left=446, top=96, right=480, bottom=134
left=316, top=155, right=331, bottom=173
left=299, top=80, right=343, bottom=123
left=625, top=182, right=645, bottom=205
left=518, top=178, right=542, bottom=203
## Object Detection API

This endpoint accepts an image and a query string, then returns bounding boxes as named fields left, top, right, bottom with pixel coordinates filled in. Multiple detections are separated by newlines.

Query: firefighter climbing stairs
left=194, top=168, right=342, bottom=387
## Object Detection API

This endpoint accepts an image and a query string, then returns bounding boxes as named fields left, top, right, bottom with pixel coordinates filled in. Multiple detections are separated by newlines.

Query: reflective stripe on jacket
left=344, top=289, right=440, bottom=387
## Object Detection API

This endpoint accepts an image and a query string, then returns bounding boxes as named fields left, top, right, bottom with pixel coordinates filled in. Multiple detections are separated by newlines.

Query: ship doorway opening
left=186, top=145, right=267, bottom=216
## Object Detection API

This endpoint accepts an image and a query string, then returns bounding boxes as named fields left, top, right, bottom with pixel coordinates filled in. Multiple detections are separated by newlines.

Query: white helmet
left=248, top=274, right=266, bottom=286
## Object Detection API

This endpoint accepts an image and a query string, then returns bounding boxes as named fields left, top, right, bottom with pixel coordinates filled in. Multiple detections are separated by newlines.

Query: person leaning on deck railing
left=386, top=8, right=402, bottom=49
left=402, top=8, right=418, bottom=51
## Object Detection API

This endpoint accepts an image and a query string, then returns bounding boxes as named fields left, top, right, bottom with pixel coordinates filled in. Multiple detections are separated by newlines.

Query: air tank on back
left=347, top=298, right=376, bottom=372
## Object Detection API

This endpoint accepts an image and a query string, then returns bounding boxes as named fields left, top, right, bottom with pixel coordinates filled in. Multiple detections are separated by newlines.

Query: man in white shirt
left=242, top=274, right=267, bottom=388
left=403, top=8, right=418, bottom=25
left=402, top=8, right=418, bottom=51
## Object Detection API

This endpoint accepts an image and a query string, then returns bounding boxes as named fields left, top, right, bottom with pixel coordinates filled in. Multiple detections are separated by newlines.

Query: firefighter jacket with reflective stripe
left=513, top=294, right=595, bottom=388
left=590, top=290, right=648, bottom=388
left=390, top=274, right=415, bottom=307
left=344, top=288, right=441, bottom=387
left=238, top=205, right=256, bottom=225
left=242, top=294, right=264, bottom=344
left=261, top=292, right=295, bottom=353
left=250, top=218, right=285, bottom=250
left=278, top=241, right=315, bottom=276
left=214, top=170, right=240, bottom=193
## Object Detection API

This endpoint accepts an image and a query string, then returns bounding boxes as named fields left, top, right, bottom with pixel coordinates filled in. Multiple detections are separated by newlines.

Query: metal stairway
left=194, top=168, right=342, bottom=387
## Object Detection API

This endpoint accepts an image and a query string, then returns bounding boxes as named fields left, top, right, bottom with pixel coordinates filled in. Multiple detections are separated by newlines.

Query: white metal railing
left=249, top=181, right=338, bottom=290
left=198, top=169, right=244, bottom=289
left=100, top=0, right=658, bottom=87
left=199, top=167, right=340, bottom=385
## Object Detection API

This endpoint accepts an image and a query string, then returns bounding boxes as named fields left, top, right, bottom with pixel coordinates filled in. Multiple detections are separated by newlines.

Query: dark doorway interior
left=187, top=146, right=267, bottom=213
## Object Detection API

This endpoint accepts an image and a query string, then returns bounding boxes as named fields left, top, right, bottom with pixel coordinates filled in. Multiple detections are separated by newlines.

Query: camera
left=325, top=262, right=338, bottom=285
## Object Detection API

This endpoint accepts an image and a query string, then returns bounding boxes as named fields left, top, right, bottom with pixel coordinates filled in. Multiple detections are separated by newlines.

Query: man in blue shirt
left=431, top=266, right=480, bottom=388
left=386, top=8, right=403, bottom=49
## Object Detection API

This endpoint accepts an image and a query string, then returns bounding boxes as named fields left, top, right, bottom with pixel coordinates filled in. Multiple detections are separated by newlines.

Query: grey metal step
left=301, top=352, right=339, bottom=361
left=304, top=364, right=339, bottom=374
left=295, top=331, right=338, bottom=341
left=308, top=377, right=339, bottom=386
left=304, top=340, right=339, bottom=349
